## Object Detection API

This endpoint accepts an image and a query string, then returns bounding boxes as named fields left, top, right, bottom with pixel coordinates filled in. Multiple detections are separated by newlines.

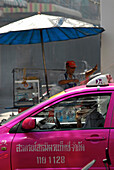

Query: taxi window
left=34, top=94, right=111, bottom=130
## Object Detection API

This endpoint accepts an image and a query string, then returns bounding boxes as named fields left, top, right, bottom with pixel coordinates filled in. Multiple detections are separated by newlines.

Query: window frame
left=15, top=91, right=112, bottom=133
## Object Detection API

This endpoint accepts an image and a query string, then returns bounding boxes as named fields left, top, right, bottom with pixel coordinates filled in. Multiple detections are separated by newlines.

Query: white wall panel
left=100, top=0, right=114, bottom=77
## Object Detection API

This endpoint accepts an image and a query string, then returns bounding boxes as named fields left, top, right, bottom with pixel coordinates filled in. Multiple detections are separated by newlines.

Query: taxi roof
left=65, top=83, right=114, bottom=93
left=65, top=73, right=114, bottom=94
left=51, top=74, right=114, bottom=99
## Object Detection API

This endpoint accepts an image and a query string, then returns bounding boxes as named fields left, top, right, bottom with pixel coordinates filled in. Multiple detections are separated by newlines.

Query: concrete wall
left=100, top=0, right=114, bottom=77
left=0, top=35, right=101, bottom=105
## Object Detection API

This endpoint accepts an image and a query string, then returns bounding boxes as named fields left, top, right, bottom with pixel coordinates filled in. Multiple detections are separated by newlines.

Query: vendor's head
left=66, top=60, right=76, bottom=74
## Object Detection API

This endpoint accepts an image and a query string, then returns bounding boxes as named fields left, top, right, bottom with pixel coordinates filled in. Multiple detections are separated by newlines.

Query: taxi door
left=11, top=92, right=112, bottom=170
left=11, top=127, right=110, bottom=170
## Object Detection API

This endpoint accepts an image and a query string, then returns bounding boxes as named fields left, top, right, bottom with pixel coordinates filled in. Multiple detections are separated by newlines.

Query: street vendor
left=58, top=60, right=97, bottom=90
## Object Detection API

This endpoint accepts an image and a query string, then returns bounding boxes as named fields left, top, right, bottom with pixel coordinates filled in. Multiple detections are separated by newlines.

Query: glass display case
left=13, top=68, right=41, bottom=108
left=14, top=79, right=40, bottom=107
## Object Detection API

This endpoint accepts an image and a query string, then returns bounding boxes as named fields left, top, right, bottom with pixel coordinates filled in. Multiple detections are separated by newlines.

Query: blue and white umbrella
left=0, top=14, right=104, bottom=94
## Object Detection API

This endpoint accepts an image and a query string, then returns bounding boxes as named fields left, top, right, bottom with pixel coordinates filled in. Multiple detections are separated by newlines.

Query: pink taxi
left=0, top=74, right=114, bottom=170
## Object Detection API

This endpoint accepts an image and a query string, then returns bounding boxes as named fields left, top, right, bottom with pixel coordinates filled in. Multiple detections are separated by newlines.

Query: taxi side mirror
left=22, top=117, right=36, bottom=130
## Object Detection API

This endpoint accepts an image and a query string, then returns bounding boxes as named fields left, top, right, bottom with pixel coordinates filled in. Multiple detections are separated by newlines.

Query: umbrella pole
left=40, top=29, right=49, bottom=97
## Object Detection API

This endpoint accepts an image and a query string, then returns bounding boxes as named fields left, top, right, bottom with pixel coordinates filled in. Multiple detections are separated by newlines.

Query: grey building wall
left=0, top=34, right=101, bottom=106
left=100, top=0, right=114, bottom=77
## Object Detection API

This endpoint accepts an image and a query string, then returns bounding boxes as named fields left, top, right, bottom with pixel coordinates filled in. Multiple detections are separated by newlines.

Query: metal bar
left=40, top=29, right=49, bottom=96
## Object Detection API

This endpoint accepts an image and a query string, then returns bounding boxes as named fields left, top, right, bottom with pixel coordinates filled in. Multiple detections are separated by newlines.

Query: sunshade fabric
left=0, top=27, right=104, bottom=45
left=0, top=14, right=104, bottom=45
